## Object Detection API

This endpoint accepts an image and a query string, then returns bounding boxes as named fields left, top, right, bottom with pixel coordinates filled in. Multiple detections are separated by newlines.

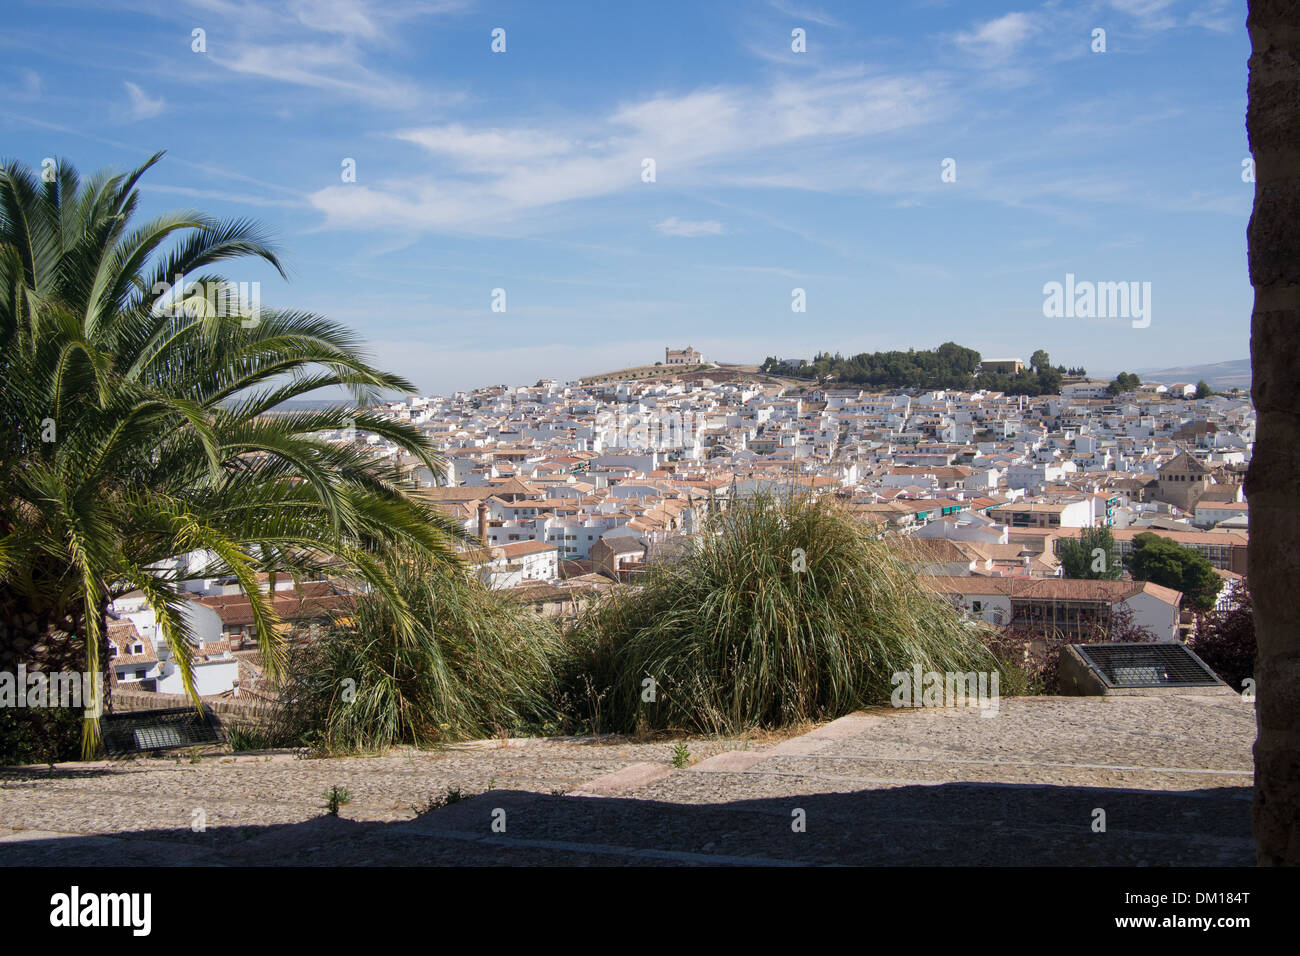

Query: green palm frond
left=0, top=153, right=467, bottom=757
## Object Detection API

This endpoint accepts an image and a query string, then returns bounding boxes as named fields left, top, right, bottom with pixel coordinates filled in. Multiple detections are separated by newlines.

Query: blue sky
left=1, top=0, right=1251, bottom=394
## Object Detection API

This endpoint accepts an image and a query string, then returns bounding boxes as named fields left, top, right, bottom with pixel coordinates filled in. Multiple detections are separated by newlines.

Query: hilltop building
left=665, top=346, right=703, bottom=366
left=979, top=358, right=1025, bottom=375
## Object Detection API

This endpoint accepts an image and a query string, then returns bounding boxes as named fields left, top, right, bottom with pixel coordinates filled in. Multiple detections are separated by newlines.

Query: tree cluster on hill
left=761, top=343, right=1076, bottom=395
left=1105, top=372, right=1142, bottom=396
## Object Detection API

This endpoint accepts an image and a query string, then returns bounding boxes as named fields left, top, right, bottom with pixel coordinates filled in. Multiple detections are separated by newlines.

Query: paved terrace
left=0, top=695, right=1256, bottom=866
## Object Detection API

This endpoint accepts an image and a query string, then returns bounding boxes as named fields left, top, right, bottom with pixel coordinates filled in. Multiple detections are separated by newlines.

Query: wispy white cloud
left=186, top=0, right=463, bottom=108
left=222, top=42, right=423, bottom=106
left=1106, top=0, right=1179, bottom=29
left=394, top=125, right=575, bottom=166
left=310, top=68, right=949, bottom=233
left=0, top=68, right=42, bottom=102
left=1104, top=0, right=1234, bottom=33
left=122, top=80, right=165, bottom=120
left=1185, top=0, right=1237, bottom=34
left=953, top=12, right=1040, bottom=63
left=17, top=68, right=41, bottom=97
left=141, top=182, right=306, bottom=208
left=654, top=217, right=724, bottom=237
left=767, top=0, right=841, bottom=28
left=287, top=0, right=384, bottom=39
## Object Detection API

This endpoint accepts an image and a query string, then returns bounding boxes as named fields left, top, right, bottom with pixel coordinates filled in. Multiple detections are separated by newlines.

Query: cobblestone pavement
left=0, top=695, right=1256, bottom=866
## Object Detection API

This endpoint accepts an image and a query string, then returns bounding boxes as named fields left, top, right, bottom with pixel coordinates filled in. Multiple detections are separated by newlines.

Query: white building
left=1061, top=381, right=1111, bottom=400
left=469, top=540, right=561, bottom=588
left=664, top=346, right=704, bottom=365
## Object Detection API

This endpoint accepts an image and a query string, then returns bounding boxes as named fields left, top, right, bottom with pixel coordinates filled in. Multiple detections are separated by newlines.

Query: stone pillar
left=1246, top=0, right=1300, bottom=866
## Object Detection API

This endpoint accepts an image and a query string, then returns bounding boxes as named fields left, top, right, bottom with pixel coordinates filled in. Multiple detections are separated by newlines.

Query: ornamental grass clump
left=281, top=552, right=564, bottom=753
left=570, top=492, right=1000, bottom=735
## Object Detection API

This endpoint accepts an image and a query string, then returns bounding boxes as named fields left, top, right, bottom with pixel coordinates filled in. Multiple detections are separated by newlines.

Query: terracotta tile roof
left=500, top=583, right=571, bottom=605
left=919, top=575, right=1182, bottom=606
left=107, top=621, right=157, bottom=666
left=198, top=586, right=349, bottom=627
left=463, top=540, right=559, bottom=563
left=489, top=476, right=545, bottom=496
left=415, top=486, right=497, bottom=503
left=889, top=537, right=971, bottom=564
left=1055, top=527, right=1247, bottom=546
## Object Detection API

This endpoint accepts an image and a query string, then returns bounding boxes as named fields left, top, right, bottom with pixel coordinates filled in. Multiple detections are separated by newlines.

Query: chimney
left=477, top=500, right=488, bottom=543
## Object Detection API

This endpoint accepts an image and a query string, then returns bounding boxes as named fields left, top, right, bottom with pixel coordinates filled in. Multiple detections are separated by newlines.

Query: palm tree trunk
left=1245, top=0, right=1300, bottom=866
left=0, top=590, right=81, bottom=674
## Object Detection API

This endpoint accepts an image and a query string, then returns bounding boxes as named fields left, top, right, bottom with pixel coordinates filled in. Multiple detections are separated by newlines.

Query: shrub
left=1188, top=579, right=1255, bottom=692
left=671, top=741, right=691, bottom=768
left=981, top=603, right=1159, bottom=694
left=0, top=706, right=83, bottom=766
left=225, top=722, right=281, bottom=753
left=276, top=552, right=565, bottom=753
left=565, top=493, right=1001, bottom=735
left=420, top=786, right=465, bottom=812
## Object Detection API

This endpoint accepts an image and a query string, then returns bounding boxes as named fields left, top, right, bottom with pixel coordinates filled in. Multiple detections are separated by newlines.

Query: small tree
left=1059, top=527, right=1122, bottom=579
left=1126, top=532, right=1223, bottom=613
left=1194, top=380, right=1213, bottom=399
left=1188, top=579, right=1255, bottom=692
left=1105, top=371, right=1142, bottom=397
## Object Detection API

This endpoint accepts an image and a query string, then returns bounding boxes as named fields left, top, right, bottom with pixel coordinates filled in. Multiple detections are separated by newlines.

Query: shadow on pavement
left=0, top=779, right=1254, bottom=866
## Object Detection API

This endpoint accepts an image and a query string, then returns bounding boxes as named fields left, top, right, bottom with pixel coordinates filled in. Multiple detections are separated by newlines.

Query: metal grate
left=100, top=707, right=223, bottom=755
left=1074, top=642, right=1221, bottom=689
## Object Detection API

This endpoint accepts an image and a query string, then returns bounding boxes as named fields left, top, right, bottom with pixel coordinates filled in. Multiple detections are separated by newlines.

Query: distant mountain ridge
left=1120, top=359, right=1251, bottom=391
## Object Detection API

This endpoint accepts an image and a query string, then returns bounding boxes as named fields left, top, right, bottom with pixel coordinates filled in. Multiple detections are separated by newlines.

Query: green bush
left=1127, top=532, right=1223, bottom=612
left=981, top=602, right=1158, bottom=695
left=565, top=493, right=1002, bottom=735
left=225, top=722, right=282, bottom=753
left=278, top=553, right=565, bottom=753
left=1188, top=579, right=1255, bottom=691
left=0, top=706, right=84, bottom=766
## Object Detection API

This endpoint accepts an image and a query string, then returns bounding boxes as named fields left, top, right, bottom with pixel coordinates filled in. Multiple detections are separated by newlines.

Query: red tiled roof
left=919, top=576, right=1182, bottom=606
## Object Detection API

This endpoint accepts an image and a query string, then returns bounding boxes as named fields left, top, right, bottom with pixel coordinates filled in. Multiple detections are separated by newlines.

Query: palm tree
left=1245, top=0, right=1300, bottom=866
left=0, top=152, right=469, bottom=756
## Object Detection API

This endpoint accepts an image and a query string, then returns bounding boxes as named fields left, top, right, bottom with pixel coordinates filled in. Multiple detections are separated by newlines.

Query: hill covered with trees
left=761, top=343, right=1082, bottom=396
